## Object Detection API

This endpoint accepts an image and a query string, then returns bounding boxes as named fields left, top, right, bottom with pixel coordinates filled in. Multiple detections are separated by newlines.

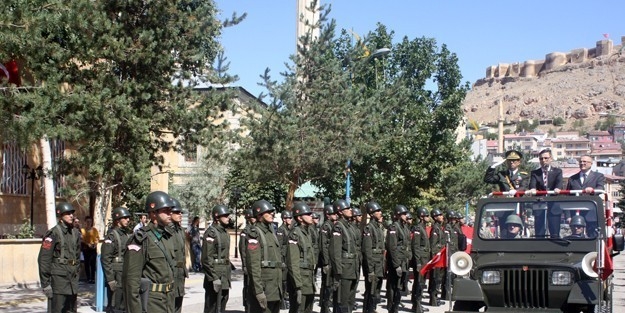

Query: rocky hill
left=463, top=40, right=625, bottom=131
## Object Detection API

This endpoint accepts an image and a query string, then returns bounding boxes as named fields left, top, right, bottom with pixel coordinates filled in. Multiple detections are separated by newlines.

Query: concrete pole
left=498, top=99, right=504, bottom=153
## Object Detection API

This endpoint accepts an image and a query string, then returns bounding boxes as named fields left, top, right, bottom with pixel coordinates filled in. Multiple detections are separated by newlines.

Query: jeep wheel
left=452, top=300, right=483, bottom=311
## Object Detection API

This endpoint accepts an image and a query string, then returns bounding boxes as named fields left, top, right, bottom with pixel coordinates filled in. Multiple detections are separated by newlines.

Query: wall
left=485, top=37, right=624, bottom=79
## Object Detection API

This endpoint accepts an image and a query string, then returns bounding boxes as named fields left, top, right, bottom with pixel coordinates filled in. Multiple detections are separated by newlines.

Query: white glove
left=491, top=159, right=506, bottom=168
left=213, top=279, right=222, bottom=293
left=508, top=190, right=517, bottom=196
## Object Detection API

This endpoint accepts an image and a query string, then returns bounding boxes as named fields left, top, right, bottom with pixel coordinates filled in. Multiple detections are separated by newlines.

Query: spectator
left=80, top=216, right=99, bottom=284
left=188, top=216, right=202, bottom=272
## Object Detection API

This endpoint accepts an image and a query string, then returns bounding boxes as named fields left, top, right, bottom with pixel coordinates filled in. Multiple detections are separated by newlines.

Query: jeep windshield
left=478, top=198, right=599, bottom=240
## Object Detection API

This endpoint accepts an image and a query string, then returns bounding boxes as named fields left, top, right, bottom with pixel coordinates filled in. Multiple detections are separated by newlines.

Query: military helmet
left=145, top=191, right=174, bottom=212
left=311, top=212, right=320, bottom=219
left=394, top=205, right=408, bottom=215
left=112, top=207, right=131, bottom=220
left=430, top=208, right=443, bottom=218
left=324, top=204, right=336, bottom=215
left=245, top=208, right=254, bottom=219
left=365, top=201, right=382, bottom=214
left=352, top=208, right=363, bottom=216
left=282, top=210, right=293, bottom=219
left=171, top=198, right=182, bottom=213
left=457, top=212, right=465, bottom=219
left=333, top=199, right=350, bottom=211
left=212, top=204, right=231, bottom=218
left=293, top=202, right=312, bottom=217
left=505, top=214, right=523, bottom=226
left=570, top=215, right=586, bottom=227
left=252, top=200, right=274, bottom=216
left=417, top=207, right=429, bottom=217
left=55, top=202, right=75, bottom=216
left=406, top=212, right=413, bottom=219
left=446, top=210, right=456, bottom=220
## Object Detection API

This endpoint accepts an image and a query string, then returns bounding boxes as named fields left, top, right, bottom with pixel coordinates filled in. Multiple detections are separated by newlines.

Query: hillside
left=463, top=44, right=625, bottom=131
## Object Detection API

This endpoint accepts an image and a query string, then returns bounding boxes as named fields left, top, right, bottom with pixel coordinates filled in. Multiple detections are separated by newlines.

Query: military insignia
left=42, top=237, right=53, bottom=250
left=104, top=239, right=112, bottom=244
left=389, top=230, right=396, bottom=234
left=206, top=237, right=215, bottom=242
left=248, top=239, right=259, bottom=250
left=288, top=240, right=298, bottom=244
left=128, top=244, right=142, bottom=251
left=332, top=232, right=341, bottom=236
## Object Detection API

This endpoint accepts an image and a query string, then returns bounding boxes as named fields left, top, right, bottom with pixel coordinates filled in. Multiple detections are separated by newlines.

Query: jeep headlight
left=481, top=270, right=501, bottom=284
left=552, top=271, right=572, bottom=285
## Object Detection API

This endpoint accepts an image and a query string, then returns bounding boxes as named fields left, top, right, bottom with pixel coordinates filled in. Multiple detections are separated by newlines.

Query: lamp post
left=22, top=164, right=44, bottom=229
left=232, top=187, right=241, bottom=258
left=369, top=47, right=391, bottom=89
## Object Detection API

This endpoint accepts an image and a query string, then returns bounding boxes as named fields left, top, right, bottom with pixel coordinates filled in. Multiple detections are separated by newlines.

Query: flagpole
left=345, top=159, right=351, bottom=205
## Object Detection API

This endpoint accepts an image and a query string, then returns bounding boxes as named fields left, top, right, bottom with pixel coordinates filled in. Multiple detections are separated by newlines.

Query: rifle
left=139, top=278, right=151, bottom=312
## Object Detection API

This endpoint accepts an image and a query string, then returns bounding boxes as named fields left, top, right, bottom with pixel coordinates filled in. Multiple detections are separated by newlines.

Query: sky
left=215, top=0, right=624, bottom=98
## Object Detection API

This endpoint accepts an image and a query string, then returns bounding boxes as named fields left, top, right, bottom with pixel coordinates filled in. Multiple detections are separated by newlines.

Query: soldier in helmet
left=123, top=191, right=176, bottom=313
left=101, top=206, right=132, bottom=313
left=441, top=210, right=459, bottom=300
left=246, top=200, right=283, bottom=313
left=329, top=199, right=359, bottom=313
left=202, top=204, right=233, bottom=313
left=386, top=205, right=410, bottom=313
left=310, top=212, right=321, bottom=272
left=566, top=215, right=587, bottom=239
left=427, top=208, right=445, bottom=307
left=410, top=207, right=431, bottom=313
left=349, top=207, right=363, bottom=305
left=362, top=201, right=385, bottom=313
left=240, top=208, right=257, bottom=313
left=38, top=202, right=82, bottom=313
left=276, top=210, right=294, bottom=309
left=503, top=215, right=524, bottom=239
left=319, top=204, right=338, bottom=313
left=286, top=202, right=316, bottom=313
left=169, top=198, right=188, bottom=313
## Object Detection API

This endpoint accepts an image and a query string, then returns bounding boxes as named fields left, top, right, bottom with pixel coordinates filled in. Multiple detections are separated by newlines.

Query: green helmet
left=365, top=201, right=382, bottom=214
left=417, top=207, right=429, bottom=218
left=252, top=200, right=274, bottom=216
left=55, top=202, right=75, bottom=216
left=212, top=204, right=231, bottom=218
left=145, top=191, right=174, bottom=212
left=406, top=212, right=413, bottom=219
left=431, top=208, right=443, bottom=218
left=171, top=198, right=182, bottom=213
left=324, top=204, right=336, bottom=215
left=570, top=215, right=586, bottom=227
left=333, top=199, right=350, bottom=211
left=112, top=207, right=131, bottom=220
left=394, top=205, right=408, bottom=215
left=505, top=214, right=523, bottom=226
left=282, top=210, right=293, bottom=219
left=446, top=210, right=456, bottom=220
left=293, top=202, right=312, bottom=217
left=312, top=212, right=320, bottom=219
left=352, top=208, right=362, bottom=216
left=245, top=208, right=254, bottom=219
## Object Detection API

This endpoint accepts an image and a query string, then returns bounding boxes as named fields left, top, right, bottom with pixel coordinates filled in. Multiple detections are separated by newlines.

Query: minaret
left=498, top=99, right=504, bottom=153
left=296, top=0, right=320, bottom=48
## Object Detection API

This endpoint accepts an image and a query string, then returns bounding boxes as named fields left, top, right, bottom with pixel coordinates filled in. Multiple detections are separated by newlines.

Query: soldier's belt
left=342, top=252, right=356, bottom=259
left=112, top=257, right=123, bottom=263
left=213, top=259, right=229, bottom=265
left=299, top=262, right=314, bottom=270
left=54, top=258, right=79, bottom=266
left=150, top=282, right=174, bottom=293
left=261, top=260, right=282, bottom=268
left=371, top=249, right=383, bottom=254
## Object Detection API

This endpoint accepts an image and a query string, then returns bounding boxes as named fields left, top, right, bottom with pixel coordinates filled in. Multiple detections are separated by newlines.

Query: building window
left=1, top=142, right=27, bottom=195
left=185, top=145, right=198, bottom=163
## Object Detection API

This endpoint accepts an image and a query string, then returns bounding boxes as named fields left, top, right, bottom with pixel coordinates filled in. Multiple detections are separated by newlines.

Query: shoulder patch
left=247, top=239, right=259, bottom=250
left=42, top=237, right=53, bottom=250
left=104, top=239, right=113, bottom=244
left=206, top=237, right=215, bottom=242
left=128, top=244, right=141, bottom=251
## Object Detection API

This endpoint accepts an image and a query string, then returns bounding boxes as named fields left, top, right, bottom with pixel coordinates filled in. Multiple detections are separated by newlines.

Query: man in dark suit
left=566, top=155, right=605, bottom=237
left=484, top=150, right=529, bottom=192
left=528, top=149, right=563, bottom=237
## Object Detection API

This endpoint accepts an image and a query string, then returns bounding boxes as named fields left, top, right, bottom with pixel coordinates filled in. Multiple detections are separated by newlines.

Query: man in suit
left=484, top=150, right=529, bottom=192
left=566, top=155, right=605, bottom=237
left=528, top=149, right=563, bottom=237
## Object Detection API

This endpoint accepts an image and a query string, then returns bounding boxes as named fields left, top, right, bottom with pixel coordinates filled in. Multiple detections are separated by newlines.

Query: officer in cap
left=203, top=204, right=233, bottom=313
left=101, top=206, right=132, bottom=313
left=286, top=202, right=316, bottom=313
left=123, top=191, right=177, bottom=313
left=329, top=199, right=359, bottom=313
left=484, top=149, right=529, bottom=192
left=362, top=201, right=385, bottom=313
left=410, top=208, right=431, bottom=312
left=319, top=204, right=338, bottom=313
left=240, top=208, right=257, bottom=313
left=386, top=205, right=410, bottom=313
left=246, top=200, right=283, bottom=313
left=169, top=198, right=188, bottom=313
left=38, top=202, right=82, bottom=313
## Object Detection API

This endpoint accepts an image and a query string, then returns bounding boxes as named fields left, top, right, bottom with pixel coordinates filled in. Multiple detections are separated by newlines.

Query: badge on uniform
left=247, top=239, right=259, bottom=250
left=42, top=237, right=53, bottom=250
left=206, top=237, right=215, bottom=242
left=332, top=232, right=341, bottom=236
left=128, top=244, right=141, bottom=251
left=104, top=239, right=112, bottom=244
left=288, top=240, right=298, bottom=244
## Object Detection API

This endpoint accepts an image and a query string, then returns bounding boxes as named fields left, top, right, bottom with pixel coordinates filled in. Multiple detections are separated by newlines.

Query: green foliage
left=484, top=132, right=498, bottom=140
left=553, top=117, right=566, bottom=126
left=17, top=219, right=35, bottom=239
left=515, top=120, right=537, bottom=133
left=595, top=115, right=616, bottom=131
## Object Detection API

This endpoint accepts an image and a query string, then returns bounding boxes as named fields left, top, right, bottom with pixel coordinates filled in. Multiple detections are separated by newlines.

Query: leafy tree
left=1, top=0, right=238, bottom=228
left=553, top=117, right=566, bottom=126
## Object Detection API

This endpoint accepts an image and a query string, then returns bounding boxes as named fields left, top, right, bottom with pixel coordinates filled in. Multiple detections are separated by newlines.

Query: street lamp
left=369, top=47, right=391, bottom=89
left=22, top=164, right=44, bottom=229
left=232, top=187, right=241, bottom=258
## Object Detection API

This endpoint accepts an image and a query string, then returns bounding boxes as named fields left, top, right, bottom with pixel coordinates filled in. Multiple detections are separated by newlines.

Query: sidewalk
left=2, top=255, right=624, bottom=313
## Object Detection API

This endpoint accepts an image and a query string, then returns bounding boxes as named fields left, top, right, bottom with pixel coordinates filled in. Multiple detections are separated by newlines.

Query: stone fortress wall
left=485, top=36, right=624, bottom=79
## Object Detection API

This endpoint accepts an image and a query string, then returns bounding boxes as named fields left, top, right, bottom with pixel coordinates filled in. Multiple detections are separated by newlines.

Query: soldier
left=202, top=204, right=233, bottom=313
left=349, top=207, right=363, bottom=307
left=123, top=191, right=176, bottom=313
left=240, top=208, right=257, bottom=313
left=319, top=204, right=338, bottom=313
left=310, top=212, right=321, bottom=271
left=168, top=198, right=188, bottom=313
left=362, top=201, right=385, bottom=313
left=276, top=210, right=294, bottom=309
left=101, top=206, right=132, bottom=313
left=441, top=211, right=459, bottom=300
left=427, top=209, right=445, bottom=307
left=329, top=199, right=359, bottom=313
left=246, top=200, right=283, bottom=313
left=503, top=215, right=524, bottom=239
left=483, top=149, right=529, bottom=192
left=38, top=202, right=82, bottom=313
left=386, top=205, right=410, bottom=313
left=411, top=208, right=431, bottom=313
left=286, top=202, right=316, bottom=313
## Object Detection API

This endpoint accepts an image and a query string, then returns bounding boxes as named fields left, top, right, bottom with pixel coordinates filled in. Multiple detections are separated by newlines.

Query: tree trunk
left=92, top=180, right=112, bottom=238
left=40, top=136, right=57, bottom=230
left=285, top=176, right=298, bottom=211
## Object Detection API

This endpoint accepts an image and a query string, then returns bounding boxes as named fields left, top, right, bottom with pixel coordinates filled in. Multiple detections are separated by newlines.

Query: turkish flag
left=419, top=246, right=447, bottom=276
left=0, top=60, right=21, bottom=86
left=462, top=225, right=474, bottom=253
left=593, top=245, right=613, bottom=280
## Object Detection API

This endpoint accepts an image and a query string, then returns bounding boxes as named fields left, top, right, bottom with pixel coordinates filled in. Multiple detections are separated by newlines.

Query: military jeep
left=448, top=191, right=624, bottom=313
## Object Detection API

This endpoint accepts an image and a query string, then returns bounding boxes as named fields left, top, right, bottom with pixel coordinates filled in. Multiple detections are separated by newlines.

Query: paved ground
left=2, top=255, right=624, bottom=313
